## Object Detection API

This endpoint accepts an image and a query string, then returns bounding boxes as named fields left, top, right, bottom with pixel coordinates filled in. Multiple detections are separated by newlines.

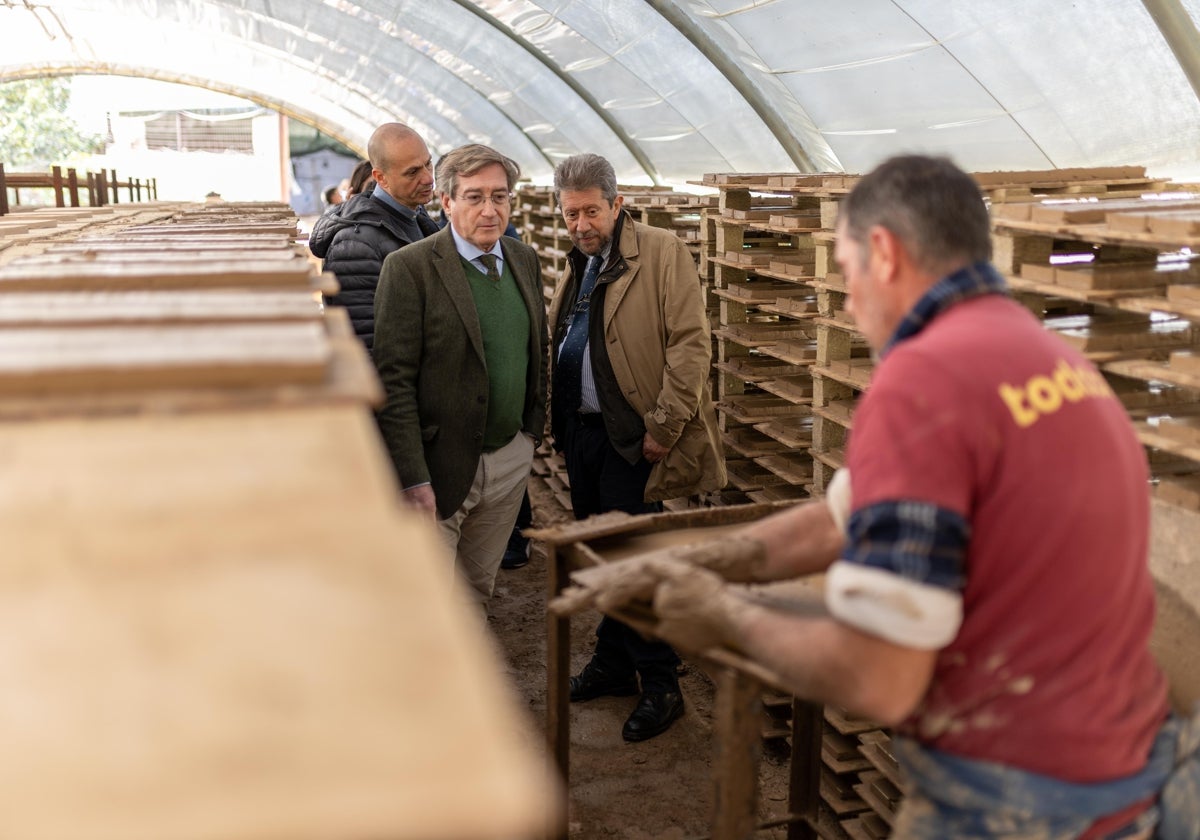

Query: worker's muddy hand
left=680, top=534, right=769, bottom=582
left=548, top=550, right=677, bottom=616
left=547, top=534, right=769, bottom=617
left=652, top=562, right=751, bottom=655
left=547, top=582, right=596, bottom=616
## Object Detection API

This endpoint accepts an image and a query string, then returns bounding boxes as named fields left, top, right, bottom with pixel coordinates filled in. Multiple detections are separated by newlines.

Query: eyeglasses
left=457, top=191, right=513, bottom=208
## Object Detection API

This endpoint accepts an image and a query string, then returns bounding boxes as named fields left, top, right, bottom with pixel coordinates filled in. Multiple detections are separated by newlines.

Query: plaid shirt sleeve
left=842, top=500, right=970, bottom=591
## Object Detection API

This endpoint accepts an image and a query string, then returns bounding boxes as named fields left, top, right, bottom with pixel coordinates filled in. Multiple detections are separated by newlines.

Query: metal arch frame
left=193, top=0, right=562, bottom=173
left=1141, top=0, right=1200, bottom=104
left=644, top=0, right=817, bottom=173
left=446, top=0, right=664, bottom=185
left=1, top=64, right=369, bottom=154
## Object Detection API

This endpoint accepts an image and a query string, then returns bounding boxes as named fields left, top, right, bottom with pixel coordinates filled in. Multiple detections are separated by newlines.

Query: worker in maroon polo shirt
left=556, top=155, right=1200, bottom=839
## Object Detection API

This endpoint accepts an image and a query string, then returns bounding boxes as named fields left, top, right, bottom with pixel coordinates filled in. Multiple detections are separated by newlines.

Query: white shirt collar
left=449, top=224, right=504, bottom=269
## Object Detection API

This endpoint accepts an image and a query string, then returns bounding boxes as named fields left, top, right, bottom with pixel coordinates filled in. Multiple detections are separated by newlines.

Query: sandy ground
left=486, top=479, right=796, bottom=839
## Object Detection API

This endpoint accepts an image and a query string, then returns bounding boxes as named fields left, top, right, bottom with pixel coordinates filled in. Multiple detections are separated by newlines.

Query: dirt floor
left=486, top=478, right=796, bottom=839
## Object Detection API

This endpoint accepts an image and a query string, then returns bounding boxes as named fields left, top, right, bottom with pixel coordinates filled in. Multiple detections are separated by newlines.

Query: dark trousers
left=507, top=488, right=532, bottom=551
left=564, top=413, right=680, bottom=693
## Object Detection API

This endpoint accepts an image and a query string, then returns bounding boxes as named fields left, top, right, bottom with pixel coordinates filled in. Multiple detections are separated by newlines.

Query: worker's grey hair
left=840, top=155, right=992, bottom=276
left=553, top=153, right=618, bottom=206
left=436, top=144, right=520, bottom=200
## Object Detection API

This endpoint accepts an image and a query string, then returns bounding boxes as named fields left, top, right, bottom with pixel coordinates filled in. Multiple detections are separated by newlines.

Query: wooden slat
left=757, top=374, right=815, bottom=404
left=718, top=393, right=812, bottom=424
left=1046, top=313, right=1196, bottom=353
left=1046, top=260, right=1200, bottom=291
left=722, top=427, right=790, bottom=458
left=753, top=416, right=814, bottom=449
left=1156, top=474, right=1200, bottom=511
left=0, top=322, right=330, bottom=394
left=0, top=290, right=323, bottom=327
left=21, top=248, right=304, bottom=264
left=0, top=260, right=317, bottom=291
left=755, top=451, right=814, bottom=484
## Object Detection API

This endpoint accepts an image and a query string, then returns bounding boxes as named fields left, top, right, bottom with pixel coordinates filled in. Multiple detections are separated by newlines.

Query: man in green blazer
left=373, top=144, right=548, bottom=609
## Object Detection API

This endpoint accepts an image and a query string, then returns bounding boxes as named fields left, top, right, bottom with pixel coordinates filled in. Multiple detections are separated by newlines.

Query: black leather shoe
left=568, top=660, right=638, bottom=702
left=500, top=541, right=530, bottom=570
left=622, top=691, right=684, bottom=742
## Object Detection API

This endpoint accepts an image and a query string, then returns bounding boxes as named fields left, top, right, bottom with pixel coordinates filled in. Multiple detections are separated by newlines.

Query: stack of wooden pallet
left=0, top=201, right=360, bottom=414
left=992, top=188, right=1200, bottom=512
left=695, top=171, right=859, bottom=505
left=0, top=200, right=558, bottom=839
left=622, top=188, right=714, bottom=264
left=511, top=184, right=566, bottom=300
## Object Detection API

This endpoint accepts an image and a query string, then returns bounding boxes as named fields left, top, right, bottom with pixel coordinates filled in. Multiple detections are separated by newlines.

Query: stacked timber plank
left=696, top=171, right=859, bottom=505
left=696, top=166, right=1184, bottom=508
left=513, top=184, right=568, bottom=301
left=0, top=201, right=359, bottom=417
left=0, top=205, right=155, bottom=254
left=511, top=184, right=572, bottom=516
left=992, top=188, right=1200, bottom=513
left=0, top=202, right=558, bottom=839
left=621, top=188, right=714, bottom=265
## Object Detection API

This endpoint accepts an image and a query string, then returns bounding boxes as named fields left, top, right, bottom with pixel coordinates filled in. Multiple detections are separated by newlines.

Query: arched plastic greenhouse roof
left=3, top=0, right=1200, bottom=185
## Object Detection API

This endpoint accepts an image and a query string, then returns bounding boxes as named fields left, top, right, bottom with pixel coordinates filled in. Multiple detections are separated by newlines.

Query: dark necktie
left=478, top=253, right=501, bottom=283
left=415, top=205, right=441, bottom=237
left=555, top=255, right=603, bottom=415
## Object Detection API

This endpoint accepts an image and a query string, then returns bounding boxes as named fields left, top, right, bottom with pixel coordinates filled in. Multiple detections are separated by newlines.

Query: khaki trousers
left=437, top=432, right=534, bottom=607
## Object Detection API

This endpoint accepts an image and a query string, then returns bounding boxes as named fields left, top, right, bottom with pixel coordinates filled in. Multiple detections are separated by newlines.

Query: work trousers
left=437, top=431, right=534, bottom=608
left=563, top=413, right=680, bottom=693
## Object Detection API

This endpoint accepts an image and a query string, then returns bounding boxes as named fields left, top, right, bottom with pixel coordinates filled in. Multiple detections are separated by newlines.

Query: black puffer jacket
left=309, top=188, right=421, bottom=349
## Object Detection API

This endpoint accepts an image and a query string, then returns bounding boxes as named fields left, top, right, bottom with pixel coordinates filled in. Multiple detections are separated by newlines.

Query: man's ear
left=867, top=224, right=902, bottom=284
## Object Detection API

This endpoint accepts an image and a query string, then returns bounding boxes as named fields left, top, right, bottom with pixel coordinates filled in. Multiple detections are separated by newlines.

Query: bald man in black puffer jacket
left=309, top=123, right=440, bottom=350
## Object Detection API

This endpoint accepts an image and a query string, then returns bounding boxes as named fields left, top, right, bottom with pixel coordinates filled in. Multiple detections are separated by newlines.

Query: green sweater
left=462, top=257, right=530, bottom=450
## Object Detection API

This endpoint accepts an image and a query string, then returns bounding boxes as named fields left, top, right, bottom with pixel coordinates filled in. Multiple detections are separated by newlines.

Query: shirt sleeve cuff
left=824, top=559, right=963, bottom=650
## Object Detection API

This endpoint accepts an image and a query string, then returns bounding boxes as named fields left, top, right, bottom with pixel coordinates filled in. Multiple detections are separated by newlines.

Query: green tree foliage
left=0, top=77, right=103, bottom=168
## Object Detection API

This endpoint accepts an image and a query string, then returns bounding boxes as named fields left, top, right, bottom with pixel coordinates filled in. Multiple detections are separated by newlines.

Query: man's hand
left=403, top=484, right=437, bottom=517
left=546, top=534, right=768, bottom=616
left=549, top=551, right=675, bottom=615
left=642, top=431, right=670, bottom=463
left=651, top=561, right=750, bottom=654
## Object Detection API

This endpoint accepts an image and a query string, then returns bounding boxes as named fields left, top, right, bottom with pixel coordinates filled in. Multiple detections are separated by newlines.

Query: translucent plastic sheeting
left=483, top=0, right=794, bottom=178
left=2, top=0, right=1199, bottom=183
left=673, top=0, right=1200, bottom=177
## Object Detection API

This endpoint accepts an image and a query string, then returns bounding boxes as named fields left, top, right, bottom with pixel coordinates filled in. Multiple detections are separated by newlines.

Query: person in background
left=322, top=185, right=343, bottom=209
left=373, top=144, right=547, bottom=611
left=557, top=155, right=1200, bottom=838
left=308, top=123, right=440, bottom=349
left=347, top=159, right=375, bottom=197
left=548, top=152, right=725, bottom=742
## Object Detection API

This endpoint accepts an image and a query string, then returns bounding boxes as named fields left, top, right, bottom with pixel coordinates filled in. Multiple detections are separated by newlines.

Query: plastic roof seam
left=446, top=0, right=662, bottom=183
left=646, top=0, right=815, bottom=172
left=897, top=3, right=1056, bottom=169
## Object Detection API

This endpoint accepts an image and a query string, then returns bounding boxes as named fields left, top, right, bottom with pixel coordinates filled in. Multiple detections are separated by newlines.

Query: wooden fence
left=0, top=163, right=158, bottom=215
